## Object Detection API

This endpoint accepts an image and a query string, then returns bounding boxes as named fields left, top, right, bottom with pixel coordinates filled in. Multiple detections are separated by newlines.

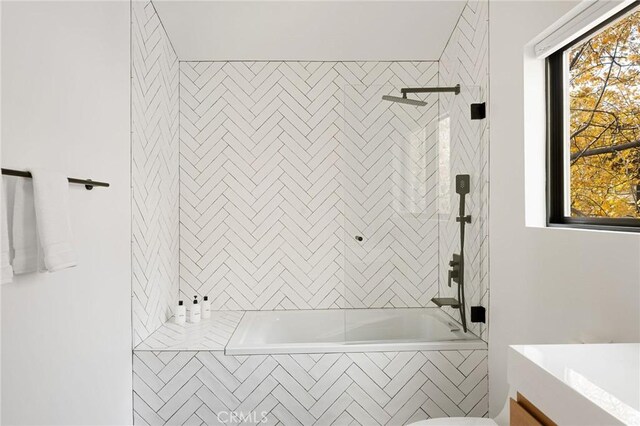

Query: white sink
left=508, top=343, right=640, bottom=425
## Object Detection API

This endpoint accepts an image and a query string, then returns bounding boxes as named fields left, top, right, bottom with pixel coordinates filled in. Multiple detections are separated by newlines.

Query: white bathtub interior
left=226, top=308, right=485, bottom=355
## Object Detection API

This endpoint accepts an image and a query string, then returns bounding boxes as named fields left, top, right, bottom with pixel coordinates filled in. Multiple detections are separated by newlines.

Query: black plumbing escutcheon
left=471, top=306, right=486, bottom=323
left=355, top=236, right=363, bottom=242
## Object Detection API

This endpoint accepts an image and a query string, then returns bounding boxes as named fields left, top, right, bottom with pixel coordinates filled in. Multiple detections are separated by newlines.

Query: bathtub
left=226, top=307, right=485, bottom=355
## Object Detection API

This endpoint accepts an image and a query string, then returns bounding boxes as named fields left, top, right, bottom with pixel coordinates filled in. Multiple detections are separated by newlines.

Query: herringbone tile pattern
left=342, top=84, right=440, bottom=308
left=133, top=349, right=488, bottom=425
left=132, top=0, right=180, bottom=345
left=179, top=61, right=441, bottom=310
left=438, top=0, right=489, bottom=339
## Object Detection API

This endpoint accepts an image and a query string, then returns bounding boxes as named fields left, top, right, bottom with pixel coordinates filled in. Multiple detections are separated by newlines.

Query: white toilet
left=411, top=418, right=497, bottom=426
left=409, top=394, right=510, bottom=426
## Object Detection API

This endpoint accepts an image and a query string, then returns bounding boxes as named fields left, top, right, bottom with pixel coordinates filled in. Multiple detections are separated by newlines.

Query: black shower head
left=381, top=95, right=427, bottom=107
left=456, top=174, right=470, bottom=195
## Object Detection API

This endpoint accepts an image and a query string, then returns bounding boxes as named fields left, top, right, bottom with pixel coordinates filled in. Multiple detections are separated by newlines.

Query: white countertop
left=509, top=343, right=640, bottom=425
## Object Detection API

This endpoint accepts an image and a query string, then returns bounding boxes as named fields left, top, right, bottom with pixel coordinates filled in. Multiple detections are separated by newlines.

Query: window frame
left=546, top=1, right=640, bottom=232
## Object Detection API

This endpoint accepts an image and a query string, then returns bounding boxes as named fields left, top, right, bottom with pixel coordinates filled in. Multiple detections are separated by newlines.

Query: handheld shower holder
left=456, top=215, right=472, bottom=223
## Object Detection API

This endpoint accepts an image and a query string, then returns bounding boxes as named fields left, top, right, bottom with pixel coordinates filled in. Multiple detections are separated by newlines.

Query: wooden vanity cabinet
left=510, top=393, right=557, bottom=426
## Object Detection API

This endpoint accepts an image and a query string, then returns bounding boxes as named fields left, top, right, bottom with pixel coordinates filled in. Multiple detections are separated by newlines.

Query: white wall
left=489, top=0, right=640, bottom=415
left=0, top=1, right=3, bottom=421
left=152, top=1, right=466, bottom=61
left=1, top=2, right=132, bottom=424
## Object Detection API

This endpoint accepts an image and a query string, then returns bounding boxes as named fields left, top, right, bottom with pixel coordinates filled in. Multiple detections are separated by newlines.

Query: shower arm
left=401, top=84, right=460, bottom=96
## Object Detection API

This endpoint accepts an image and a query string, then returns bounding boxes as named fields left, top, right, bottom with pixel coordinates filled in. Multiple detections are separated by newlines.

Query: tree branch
left=570, top=39, right=621, bottom=140
left=570, top=139, right=640, bottom=161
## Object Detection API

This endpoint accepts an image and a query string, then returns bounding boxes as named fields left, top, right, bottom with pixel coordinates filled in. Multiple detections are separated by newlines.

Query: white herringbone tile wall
left=343, top=84, right=440, bottom=308
left=179, top=61, right=441, bottom=310
left=133, top=349, right=488, bottom=425
left=438, top=0, right=489, bottom=339
left=132, top=0, right=180, bottom=346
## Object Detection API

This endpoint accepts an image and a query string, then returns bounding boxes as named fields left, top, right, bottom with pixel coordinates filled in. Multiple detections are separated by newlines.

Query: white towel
left=29, top=169, right=77, bottom=272
left=1, top=178, right=14, bottom=284
left=12, top=177, right=40, bottom=274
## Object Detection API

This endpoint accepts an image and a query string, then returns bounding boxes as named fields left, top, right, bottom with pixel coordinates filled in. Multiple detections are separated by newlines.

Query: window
left=547, top=2, right=640, bottom=231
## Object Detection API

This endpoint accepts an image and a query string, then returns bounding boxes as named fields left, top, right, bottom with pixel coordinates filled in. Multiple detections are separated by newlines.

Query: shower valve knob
left=354, top=236, right=363, bottom=242
left=447, top=270, right=459, bottom=287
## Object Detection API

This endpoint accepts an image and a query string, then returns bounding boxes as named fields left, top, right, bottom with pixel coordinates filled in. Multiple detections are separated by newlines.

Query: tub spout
left=447, top=322, right=461, bottom=332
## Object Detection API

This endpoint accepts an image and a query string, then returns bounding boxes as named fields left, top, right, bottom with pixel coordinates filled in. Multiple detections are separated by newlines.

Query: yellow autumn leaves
left=569, top=9, right=640, bottom=218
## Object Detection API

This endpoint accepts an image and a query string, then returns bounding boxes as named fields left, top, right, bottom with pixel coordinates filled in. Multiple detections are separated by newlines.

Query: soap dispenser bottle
left=175, top=300, right=186, bottom=325
left=189, top=296, right=201, bottom=323
left=201, top=296, right=211, bottom=319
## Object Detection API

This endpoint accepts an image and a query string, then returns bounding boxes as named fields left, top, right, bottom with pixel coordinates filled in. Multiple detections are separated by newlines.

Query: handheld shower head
left=381, top=95, right=428, bottom=107
left=455, top=174, right=470, bottom=195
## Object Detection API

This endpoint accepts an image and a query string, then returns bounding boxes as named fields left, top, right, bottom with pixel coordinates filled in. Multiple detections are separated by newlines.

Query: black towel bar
left=1, top=168, right=109, bottom=190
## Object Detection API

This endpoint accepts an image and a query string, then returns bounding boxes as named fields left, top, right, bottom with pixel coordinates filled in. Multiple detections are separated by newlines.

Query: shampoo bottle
left=175, top=300, right=186, bottom=325
left=189, top=296, right=201, bottom=323
left=202, top=296, right=211, bottom=319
